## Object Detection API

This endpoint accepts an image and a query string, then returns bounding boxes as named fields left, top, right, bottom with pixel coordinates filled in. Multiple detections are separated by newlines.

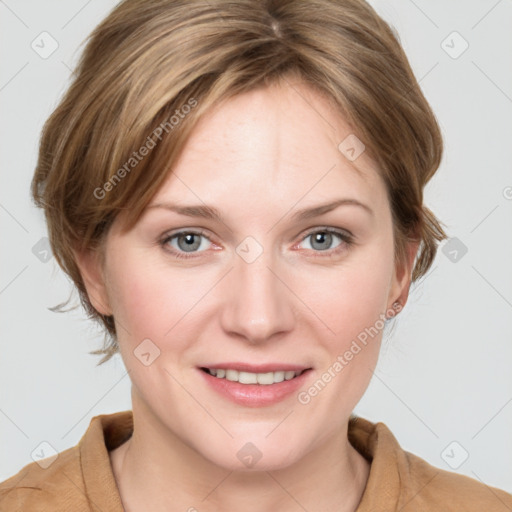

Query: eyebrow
left=145, top=198, right=373, bottom=222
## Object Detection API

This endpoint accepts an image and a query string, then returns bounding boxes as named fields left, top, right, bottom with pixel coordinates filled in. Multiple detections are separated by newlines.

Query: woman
left=1, top=0, right=511, bottom=510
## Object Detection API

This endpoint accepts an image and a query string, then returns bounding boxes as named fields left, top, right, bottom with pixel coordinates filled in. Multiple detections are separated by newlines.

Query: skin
left=75, top=77, right=418, bottom=512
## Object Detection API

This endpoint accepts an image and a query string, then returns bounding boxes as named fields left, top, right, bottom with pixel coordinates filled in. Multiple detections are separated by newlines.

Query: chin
left=196, top=436, right=304, bottom=473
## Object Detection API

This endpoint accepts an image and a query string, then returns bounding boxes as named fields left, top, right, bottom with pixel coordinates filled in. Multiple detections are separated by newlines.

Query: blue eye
left=160, top=230, right=212, bottom=259
left=160, top=227, right=354, bottom=260
left=299, top=228, right=354, bottom=255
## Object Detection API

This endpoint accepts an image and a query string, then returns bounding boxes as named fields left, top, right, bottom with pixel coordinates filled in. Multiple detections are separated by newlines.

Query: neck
left=110, top=395, right=370, bottom=512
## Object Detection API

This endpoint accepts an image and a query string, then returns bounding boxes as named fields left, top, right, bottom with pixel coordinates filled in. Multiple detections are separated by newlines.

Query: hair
left=32, top=0, right=448, bottom=365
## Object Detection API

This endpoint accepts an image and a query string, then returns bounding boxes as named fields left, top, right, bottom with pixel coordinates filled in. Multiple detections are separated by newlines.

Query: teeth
left=239, top=371, right=257, bottom=384
left=226, top=369, right=239, bottom=382
left=257, top=372, right=277, bottom=385
left=206, top=368, right=304, bottom=385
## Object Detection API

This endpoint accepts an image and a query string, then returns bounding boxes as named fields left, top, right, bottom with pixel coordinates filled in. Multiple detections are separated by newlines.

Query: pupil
left=178, top=233, right=200, bottom=252
left=313, top=232, right=331, bottom=251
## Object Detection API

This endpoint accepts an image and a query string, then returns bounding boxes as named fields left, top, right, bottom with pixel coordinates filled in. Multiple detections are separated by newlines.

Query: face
left=78, top=79, right=416, bottom=471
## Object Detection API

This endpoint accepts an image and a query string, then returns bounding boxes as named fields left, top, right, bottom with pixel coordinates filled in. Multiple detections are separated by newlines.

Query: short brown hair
left=32, top=0, right=448, bottom=365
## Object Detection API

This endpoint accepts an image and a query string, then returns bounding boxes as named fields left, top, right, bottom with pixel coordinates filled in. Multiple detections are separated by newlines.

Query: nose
left=219, top=244, right=295, bottom=345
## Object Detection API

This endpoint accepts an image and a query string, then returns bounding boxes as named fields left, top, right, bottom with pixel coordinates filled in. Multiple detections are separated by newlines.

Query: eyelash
left=160, top=227, right=354, bottom=261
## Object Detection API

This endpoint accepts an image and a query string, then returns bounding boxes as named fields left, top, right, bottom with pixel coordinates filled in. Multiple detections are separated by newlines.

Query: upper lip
left=199, top=362, right=311, bottom=373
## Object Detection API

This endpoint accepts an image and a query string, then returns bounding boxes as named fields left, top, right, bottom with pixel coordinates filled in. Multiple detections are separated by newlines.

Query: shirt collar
left=348, top=415, right=402, bottom=511
left=79, top=410, right=401, bottom=511
left=79, top=410, right=132, bottom=511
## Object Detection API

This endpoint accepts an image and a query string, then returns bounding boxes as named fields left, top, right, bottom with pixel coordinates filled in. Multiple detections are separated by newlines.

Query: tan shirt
left=1, top=410, right=511, bottom=511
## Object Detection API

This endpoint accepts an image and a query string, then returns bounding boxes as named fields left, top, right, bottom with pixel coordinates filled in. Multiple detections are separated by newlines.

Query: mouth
left=199, top=367, right=309, bottom=385
left=197, top=363, right=313, bottom=407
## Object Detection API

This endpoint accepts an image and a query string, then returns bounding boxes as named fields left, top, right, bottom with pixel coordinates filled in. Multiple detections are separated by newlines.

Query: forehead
left=151, top=81, right=386, bottom=212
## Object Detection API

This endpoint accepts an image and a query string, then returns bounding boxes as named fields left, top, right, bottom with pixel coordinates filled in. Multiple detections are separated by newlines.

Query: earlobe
left=73, top=246, right=113, bottom=317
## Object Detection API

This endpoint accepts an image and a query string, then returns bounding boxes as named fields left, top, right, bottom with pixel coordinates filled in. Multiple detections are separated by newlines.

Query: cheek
left=298, top=239, right=394, bottom=345
left=106, top=255, right=191, bottom=346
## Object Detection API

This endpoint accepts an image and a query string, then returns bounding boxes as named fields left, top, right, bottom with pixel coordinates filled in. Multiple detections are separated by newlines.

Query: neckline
left=80, top=410, right=402, bottom=512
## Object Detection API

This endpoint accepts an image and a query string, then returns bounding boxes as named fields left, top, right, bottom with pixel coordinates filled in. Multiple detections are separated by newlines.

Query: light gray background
left=1, top=0, right=511, bottom=494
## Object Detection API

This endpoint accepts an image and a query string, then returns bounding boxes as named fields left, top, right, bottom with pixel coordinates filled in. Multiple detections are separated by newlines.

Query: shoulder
left=0, top=411, right=131, bottom=512
left=349, top=416, right=512, bottom=512
left=397, top=447, right=512, bottom=511
left=0, top=444, right=90, bottom=512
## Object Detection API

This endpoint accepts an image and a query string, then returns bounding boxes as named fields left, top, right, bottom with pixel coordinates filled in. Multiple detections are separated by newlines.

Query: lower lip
left=198, top=368, right=312, bottom=407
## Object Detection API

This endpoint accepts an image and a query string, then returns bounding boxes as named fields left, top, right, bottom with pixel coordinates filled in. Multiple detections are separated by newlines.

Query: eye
left=297, top=227, right=354, bottom=256
left=160, top=230, right=213, bottom=259
left=160, top=227, right=354, bottom=260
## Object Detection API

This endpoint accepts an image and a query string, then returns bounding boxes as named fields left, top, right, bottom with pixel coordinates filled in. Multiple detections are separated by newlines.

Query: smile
left=201, top=367, right=306, bottom=385
left=198, top=365, right=313, bottom=407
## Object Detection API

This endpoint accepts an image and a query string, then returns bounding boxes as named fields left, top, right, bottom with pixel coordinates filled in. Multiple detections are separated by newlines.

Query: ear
left=73, top=246, right=113, bottom=317
left=387, top=239, right=420, bottom=312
